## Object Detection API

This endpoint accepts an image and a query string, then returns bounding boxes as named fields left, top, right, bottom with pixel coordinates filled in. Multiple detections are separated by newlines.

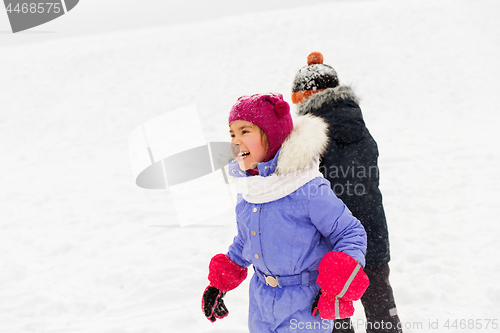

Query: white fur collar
left=232, top=114, right=329, bottom=203
left=275, top=114, right=329, bottom=175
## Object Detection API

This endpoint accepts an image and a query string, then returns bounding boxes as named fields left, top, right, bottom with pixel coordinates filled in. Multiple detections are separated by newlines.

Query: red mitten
left=208, top=253, right=248, bottom=292
left=312, top=290, right=355, bottom=319
left=313, top=251, right=369, bottom=320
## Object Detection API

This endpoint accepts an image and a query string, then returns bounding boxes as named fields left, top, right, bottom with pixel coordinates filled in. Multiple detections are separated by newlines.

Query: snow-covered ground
left=1, top=0, right=500, bottom=332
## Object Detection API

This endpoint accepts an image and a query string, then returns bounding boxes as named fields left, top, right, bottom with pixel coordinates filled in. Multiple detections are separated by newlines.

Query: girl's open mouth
left=238, top=151, right=250, bottom=159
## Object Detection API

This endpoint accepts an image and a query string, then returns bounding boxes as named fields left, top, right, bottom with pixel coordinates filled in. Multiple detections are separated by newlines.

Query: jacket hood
left=296, top=85, right=367, bottom=144
left=297, top=85, right=360, bottom=115
left=275, top=114, right=329, bottom=175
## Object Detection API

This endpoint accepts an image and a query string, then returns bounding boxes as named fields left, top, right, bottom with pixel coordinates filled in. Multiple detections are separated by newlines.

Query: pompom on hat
left=228, top=93, right=293, bottom=162
left=291, top=52, right=339, bottom=104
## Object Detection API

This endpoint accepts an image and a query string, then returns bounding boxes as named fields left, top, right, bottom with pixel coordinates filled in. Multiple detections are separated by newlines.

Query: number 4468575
left=6, top=3, right=62, bottom=14
left=444, top=319, right=498, bottom=330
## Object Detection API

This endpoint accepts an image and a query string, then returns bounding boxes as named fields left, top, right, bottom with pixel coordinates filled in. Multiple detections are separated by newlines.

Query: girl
left=202, top=93, right=369, bottom=332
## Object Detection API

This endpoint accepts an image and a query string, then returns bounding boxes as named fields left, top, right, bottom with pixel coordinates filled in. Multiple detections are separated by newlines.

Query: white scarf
left=232, top=160, right=323, bottom=204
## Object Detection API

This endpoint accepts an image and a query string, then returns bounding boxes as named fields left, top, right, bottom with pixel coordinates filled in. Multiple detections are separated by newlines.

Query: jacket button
left=231, top=170, right=235, bottom=173
left=254, top=254, right=259, bottom=259
left=252, top=231, right=256, bottom=236
left=253, top=208, right=257, bottom=213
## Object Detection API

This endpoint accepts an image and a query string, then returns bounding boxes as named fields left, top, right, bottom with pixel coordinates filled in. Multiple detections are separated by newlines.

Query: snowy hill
left=0, top=0, right=499, bottom=332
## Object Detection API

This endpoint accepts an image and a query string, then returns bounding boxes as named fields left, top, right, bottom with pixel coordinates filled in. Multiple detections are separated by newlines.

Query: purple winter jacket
left=227, top=115, right=367, bottom=332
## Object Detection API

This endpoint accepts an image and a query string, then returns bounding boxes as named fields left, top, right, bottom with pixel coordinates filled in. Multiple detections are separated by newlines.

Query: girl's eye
left=242, top=130, right=249, bottom=134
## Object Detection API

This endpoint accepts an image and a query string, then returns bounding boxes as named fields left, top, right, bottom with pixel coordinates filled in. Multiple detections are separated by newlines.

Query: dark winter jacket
left=297, top=86, right=390, bottom=268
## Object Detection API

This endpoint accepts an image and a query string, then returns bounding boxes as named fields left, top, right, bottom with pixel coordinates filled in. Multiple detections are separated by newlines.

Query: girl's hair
left=256, top=125, right=269, bottom=154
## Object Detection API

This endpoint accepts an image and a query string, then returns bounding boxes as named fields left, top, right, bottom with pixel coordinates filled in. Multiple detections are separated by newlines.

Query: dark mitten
left=311, top=290, right=322, bottom=317
left=202, top=286, right=228, bottom=322
left=202, top=254, right=248, bottom=322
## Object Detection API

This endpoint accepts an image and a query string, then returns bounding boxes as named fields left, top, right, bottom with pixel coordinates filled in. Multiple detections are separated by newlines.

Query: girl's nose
left=232, top=137, right=241, bottom=145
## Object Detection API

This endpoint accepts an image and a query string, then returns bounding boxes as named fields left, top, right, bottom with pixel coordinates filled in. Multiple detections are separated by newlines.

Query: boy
left=291, top=52, right=402, bottom=333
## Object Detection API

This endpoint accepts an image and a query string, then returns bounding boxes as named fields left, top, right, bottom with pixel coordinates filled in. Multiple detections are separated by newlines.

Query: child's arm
left=308, top=182, right=369, bottom=320
left=227, top=220, right=252, bottom=268
left=202, top=221, right=251, bottom=323
left=309, top=183, right=367, bottom=266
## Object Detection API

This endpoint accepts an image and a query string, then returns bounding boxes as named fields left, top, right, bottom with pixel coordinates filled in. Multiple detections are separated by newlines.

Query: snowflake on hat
left=291, top=52, right=339, bottom=104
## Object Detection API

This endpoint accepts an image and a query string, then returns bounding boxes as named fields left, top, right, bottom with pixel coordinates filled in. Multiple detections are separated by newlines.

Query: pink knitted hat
left=228, top=93, right=293, bottom=162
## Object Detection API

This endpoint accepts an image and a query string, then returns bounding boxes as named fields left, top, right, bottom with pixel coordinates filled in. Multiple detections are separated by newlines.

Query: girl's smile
left=229, top=120, right=268, bottom=171
left=237, top=151, right=250, bottom=159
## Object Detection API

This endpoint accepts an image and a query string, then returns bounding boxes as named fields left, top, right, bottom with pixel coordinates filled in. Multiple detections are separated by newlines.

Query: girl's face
left=229, top=120, right=268, bottom=170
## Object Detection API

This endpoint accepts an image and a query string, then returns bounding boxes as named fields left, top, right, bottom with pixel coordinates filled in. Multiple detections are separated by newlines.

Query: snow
left=1, top=0, right=500, bottom=332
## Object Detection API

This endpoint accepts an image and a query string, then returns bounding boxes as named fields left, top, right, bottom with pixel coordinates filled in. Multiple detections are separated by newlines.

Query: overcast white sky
left=0, top=0, right=334, bottom=46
